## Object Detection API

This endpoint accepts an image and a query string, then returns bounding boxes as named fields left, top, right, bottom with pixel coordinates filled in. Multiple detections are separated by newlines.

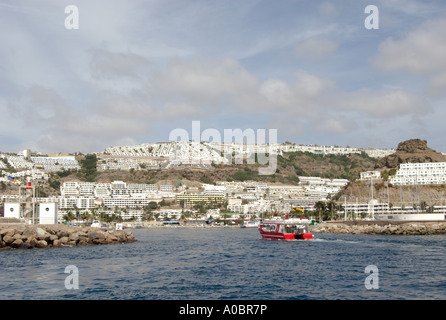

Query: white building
left=343, top=200, right=390, bottom=219
left=390, top=162, right=446, bottom=185
left=203, top=184, right=227, bottom=195
left=102, top=195, right=149, bottom=208
left=39, top=202, right=58, bottom=224
left=159, top=184, right=173, bottom=192
left=58, top=197, right=95, bottom=209
left=61, top=182, right=80, bottom=197
left=360, top=171, right=381, bottom=181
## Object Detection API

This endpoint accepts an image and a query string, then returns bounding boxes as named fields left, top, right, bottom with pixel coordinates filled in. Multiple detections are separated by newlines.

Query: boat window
left=284, top=224, right=308, bottom=234
left=261, top=224, right=277, bottom=232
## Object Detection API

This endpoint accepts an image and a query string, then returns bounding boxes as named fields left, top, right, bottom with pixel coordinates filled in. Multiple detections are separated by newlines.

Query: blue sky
left=1, top=0, right=446, bottom=153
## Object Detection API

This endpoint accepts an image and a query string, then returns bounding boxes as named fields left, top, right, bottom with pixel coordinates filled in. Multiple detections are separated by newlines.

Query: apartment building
left=343, top=200, right=390, bottom=218
left=176, top=193, right=226, bottom=206
left=390, top=162, right=446, bottom=185
left=38, top=196, right=95, bottom=210
left=61, top=182, right=79, bottom=197
left=95, top=184, right=111, bottom=198
left=159, top=184, right=173, bottom=192
left=79, top=182, right=95, bottom=196
left=102, top=195, right=149, bottom=208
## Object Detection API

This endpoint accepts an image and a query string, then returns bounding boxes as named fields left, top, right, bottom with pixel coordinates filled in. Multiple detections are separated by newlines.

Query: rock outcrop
left=0, top=224, right=137, bottom=250
left=313, top=222, right=446, bottom=235
left=375, top=139, right=446, bottom=169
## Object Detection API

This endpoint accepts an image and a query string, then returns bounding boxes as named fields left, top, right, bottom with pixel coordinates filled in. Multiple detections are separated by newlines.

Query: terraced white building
left=390, top=162, right=446, bottom=185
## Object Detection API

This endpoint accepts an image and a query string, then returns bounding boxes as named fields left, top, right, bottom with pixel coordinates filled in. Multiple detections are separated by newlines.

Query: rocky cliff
left=375, top=139, right=446, bottom=169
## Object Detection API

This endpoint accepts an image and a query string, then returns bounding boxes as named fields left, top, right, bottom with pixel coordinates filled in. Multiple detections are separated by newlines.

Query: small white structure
left=4, top=203, right=20, bottom=219
left=39, top=202, right=58, bottom=224
left=360, top=171, right=381, bottom=181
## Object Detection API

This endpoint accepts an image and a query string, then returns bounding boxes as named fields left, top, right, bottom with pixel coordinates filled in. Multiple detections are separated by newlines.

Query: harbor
left=2, top=227, right=445, bottom=300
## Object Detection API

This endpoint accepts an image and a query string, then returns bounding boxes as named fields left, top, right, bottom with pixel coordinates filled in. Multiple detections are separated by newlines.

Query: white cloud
left=373, top=14, right=446, bottom=96
left=318, top=1, right=339, bottom=17
left=338, top=88, right=430, bottom=118
left=2, top=0, right=446, bottom=153
left=147, top=58, right=261, bottom=116
left=259, top=70, right=335, bottom=116
left=315, top=117, right=357, bottom=135
left=294, top=37, right=339, bottom=59
left=89, top=48, right=152, bottom=81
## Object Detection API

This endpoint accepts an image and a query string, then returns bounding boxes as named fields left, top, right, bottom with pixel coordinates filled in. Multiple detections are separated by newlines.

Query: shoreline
left=312, top=220, right=446, bottom=235
left=2, top=219, right=445, bottom=249
left=0, top=224, right=137, bottom=250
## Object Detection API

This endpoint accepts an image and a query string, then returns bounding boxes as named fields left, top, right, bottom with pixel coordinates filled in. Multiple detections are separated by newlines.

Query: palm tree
left=63, top=211, right=75, bottom=224
left=314, top=201, right=326, bottom=222
left=79, top=211, right=91, bottom=223
left=326, top=200, right=338, bottom=220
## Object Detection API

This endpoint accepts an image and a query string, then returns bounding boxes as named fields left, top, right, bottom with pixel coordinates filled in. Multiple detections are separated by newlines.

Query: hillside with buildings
left=2, top=139, right=446, bottom=224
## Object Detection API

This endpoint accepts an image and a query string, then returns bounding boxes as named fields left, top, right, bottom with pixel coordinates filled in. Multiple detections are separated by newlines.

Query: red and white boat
left=258, top=208, right=314, bottom=240
left=258, top=218, right=314, bottom=240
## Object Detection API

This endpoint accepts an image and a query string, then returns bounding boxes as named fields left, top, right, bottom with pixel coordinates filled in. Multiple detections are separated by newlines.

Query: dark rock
left=11, top=238, right=23, bottom=248
left=36, top=240, right=48, bottom=248
left=0, top=225, right=137, bottom=249
left=376, top=139, right=446, bottom=169
left=88, top=231, right=106, bottom=240
left=59, top=236, right=70, bottom=244
left=3, top=235, right=14, bottom=245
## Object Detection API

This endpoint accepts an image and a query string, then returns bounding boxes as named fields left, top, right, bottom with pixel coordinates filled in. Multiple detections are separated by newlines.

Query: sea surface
left=1, top=227, right=445, bottom=300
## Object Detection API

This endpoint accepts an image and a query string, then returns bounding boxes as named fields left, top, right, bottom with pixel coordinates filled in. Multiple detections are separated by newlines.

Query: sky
left=1, top=0, right=446, bottom=154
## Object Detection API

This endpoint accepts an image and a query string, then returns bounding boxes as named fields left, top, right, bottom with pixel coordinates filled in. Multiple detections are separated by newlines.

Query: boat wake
left=311, top=238, right=362, bottom=245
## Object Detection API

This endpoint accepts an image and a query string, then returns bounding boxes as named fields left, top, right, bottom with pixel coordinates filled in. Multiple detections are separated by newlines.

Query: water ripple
left=1, top=228, right=445, bottom=299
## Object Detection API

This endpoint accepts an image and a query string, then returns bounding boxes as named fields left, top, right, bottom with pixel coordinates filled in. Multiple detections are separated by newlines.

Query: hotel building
left=390, top=162, right=446, bottom=185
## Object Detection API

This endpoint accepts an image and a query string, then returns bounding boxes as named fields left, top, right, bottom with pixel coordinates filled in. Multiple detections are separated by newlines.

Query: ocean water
left=1, top=227, right=445, bottom=300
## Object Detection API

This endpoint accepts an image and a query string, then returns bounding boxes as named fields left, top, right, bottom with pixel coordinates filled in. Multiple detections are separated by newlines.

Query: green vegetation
left=200, top=176, right=216, bottom=185
left=78, top=154, right=98, bottom=182
left=55, top=169, right=75, bottom=178
left=380, top=168, right=397, bottom=181
left=232, top=167, right=259, bottom=182
left=48, top=177, right=61, bottom=190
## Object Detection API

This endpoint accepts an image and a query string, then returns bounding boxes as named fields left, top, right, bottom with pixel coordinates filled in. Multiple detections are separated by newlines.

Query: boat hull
left=259, top=231, right=314, bottom=240
left=258, top=219, right=314, bottom=240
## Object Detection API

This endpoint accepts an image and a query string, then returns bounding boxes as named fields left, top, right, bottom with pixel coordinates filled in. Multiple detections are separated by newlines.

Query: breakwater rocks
left=0, top=224, right=137, bottom=250
left=312, top=221, right=446, bottom=235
